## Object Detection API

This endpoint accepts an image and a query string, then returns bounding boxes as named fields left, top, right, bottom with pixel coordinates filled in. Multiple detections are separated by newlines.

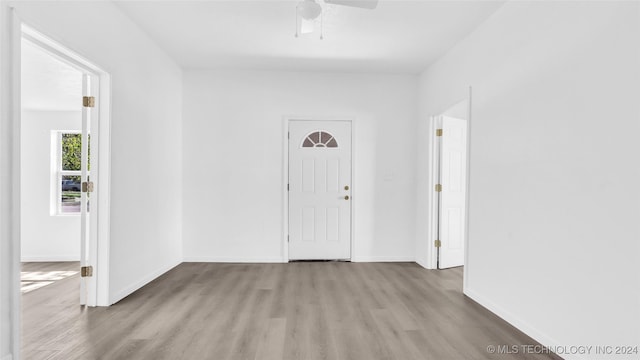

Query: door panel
left=438, top=116, right=468, bottom=269
left=326, top=208, right=339, bottom=242
left=80, top=74, right=90, bottom=305
left=289, top=121, right=352, bottom=260
left=80, top=74, right=98, bottom=306
left=327, top=159, right=339, bottom=192
left=302, top=208, right=315, bottom=242
left=302, top=160, right=315, bottom=192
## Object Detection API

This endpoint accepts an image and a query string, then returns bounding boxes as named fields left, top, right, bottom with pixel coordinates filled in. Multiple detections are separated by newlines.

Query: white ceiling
left=19, top=1, right=504, bottom=110
left=115, top=0, right=505, bottom=73
left=21, top=40, right=83, bottom=111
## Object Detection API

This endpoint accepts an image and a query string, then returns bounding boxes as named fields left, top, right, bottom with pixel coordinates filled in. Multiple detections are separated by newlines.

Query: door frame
left=427, top=114, right=441, bottom=269
left=426, top=88, right=473, bottom=273
left=282, top=116, right=355, bottom=262
left=13, top=17, right=112, bottom=307
left=463, top=88, right=472, bottom=292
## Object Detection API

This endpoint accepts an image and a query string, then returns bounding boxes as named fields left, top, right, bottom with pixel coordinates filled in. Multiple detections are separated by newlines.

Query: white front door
left=438, top=115, right=468, bottom=269
left=288, top=120, right=352, bottom=260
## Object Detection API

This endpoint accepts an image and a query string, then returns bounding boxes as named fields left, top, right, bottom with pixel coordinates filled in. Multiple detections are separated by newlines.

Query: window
left=54, top=132, right=89, bottom=215
left=302, top=131, right=338, bottom=148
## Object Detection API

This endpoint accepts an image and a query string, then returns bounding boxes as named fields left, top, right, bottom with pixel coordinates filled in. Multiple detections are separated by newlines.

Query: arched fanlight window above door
left=301, top=131, right=338, bottom=148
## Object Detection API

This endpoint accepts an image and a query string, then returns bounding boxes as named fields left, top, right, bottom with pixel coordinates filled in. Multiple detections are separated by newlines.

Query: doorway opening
left=20, top=36, right=84, bottom=297
left=286, top=119, right=353, bottom=261
left=18, top=24, right=111, bottom=310
left=430, top=99, right=470, bottom=269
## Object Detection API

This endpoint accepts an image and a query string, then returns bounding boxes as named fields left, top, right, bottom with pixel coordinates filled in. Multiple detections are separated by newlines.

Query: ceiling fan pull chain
left=320, top=12, right=324, bottom=40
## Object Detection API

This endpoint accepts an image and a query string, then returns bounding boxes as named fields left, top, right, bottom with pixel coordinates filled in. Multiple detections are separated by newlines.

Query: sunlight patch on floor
left=21, top=271, right=78, bottom=293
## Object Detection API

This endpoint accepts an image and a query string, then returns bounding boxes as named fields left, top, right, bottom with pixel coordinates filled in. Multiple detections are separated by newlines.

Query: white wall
left=20, top=111, right=80, bottom=261
left=417, top=1, right=640, bottom=358
left=7, top=1, right=183, bottom=308
left=183, top=70, right=418, bottom=262
left=0, top=3, right=17, bottom=358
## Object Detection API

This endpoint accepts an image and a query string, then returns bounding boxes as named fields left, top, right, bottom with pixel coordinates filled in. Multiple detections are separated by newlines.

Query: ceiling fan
left=295, top=0, right=379, bottom=38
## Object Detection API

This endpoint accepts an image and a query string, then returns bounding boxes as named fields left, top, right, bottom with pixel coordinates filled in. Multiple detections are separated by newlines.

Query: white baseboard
left=183, top=256, right=286, bottom=263
left=21, top=255, right=80, bottom=262
left=183, top=256, right=416, bottom=263
left=109, top=260, right=181, bottom=305
left=464, top=287, right=583, bottom=360
left=414, top=257, right=433, bottom=269
left=351, top=256, right=414, bottom=262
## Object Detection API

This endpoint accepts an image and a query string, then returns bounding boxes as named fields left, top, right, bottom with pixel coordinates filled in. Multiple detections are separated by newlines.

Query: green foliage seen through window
left=61, top=133, right=89, bottom=171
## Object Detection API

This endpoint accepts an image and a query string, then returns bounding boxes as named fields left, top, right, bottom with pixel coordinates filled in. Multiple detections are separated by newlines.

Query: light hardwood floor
left=22, top=262, right=562, bottom=360
left=21, top=262, right=79, bottom=294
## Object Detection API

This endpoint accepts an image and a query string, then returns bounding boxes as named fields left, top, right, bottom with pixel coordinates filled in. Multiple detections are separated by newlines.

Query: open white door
left=437, top=115, right=468, bottom=269
left=288, top=120, right=352, bottom=260
left=80, top=74, right=98, bottom=306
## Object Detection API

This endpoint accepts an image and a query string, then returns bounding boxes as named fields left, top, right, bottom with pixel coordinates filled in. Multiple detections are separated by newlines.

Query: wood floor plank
left=369, top=308, right=424, bottom=360
left=254, top=317, right=287, bottom=360
left=22, top=262, right=563, bottom=360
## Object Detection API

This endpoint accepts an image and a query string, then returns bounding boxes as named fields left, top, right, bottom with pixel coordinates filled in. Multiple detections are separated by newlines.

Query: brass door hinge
left=83, top=96, right=95, bottom=108
left=81, top=266, right=93, bottom=277
left=435, top=184, right=442, bottom=192
left=435, top=129, right=443, bottom=137
left=434, top=240, right=441, bottom=248
left=82, top=181, right=94, bottom=193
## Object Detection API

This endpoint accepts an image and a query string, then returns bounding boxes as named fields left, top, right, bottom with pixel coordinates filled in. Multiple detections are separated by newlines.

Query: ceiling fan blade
left=324, top=0, right=379, bottom=10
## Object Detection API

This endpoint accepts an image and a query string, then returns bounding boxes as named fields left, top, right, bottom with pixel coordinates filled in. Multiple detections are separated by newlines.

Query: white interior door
left=80, top=74, right=97, bottom=305
left=289, top=120, right=352, bottom=260
left=438, top=115, right=468, bottom=269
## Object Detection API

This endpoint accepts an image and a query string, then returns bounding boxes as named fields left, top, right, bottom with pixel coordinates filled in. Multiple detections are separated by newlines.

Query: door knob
left=344, top=195, right=350, bottom=200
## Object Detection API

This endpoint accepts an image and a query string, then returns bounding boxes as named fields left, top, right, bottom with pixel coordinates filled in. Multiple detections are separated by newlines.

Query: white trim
left=462, top=87, right=473, bottom=293
left=350, top=119, right=357, bottom=261
left=168, top=256, right=428, bottom=266
left=17, top=21, right=112, bottom=307
left=432, top=115, right=440, bottom=269
left=10, top=8, right=22, bottom=359
left=464, top=288, right=572, bottom=360
left=21, top=26, right=100, bottom=76
left=109, top=260, right=181, bottom=305
left=351, top=256, right=414, bottom=262
left=415, top=258, right=429, bottom=269
left=281, top=118, right=289, bottom=262
left=95, top=74, right=112, bottom=307
left=21, top=256, right=80, bottom=262
left=183, top=257, right=286, bottom=263
left=283, top=116, right=356, bottom=262
left=423, top=115, right=439, bottom=269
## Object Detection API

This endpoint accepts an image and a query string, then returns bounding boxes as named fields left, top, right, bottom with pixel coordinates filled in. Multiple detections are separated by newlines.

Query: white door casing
left=22, top=24, right=108, bottom=306
left=438, top=115, right=468, bottom=269
left=288, top=120, right=352, bottom=260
